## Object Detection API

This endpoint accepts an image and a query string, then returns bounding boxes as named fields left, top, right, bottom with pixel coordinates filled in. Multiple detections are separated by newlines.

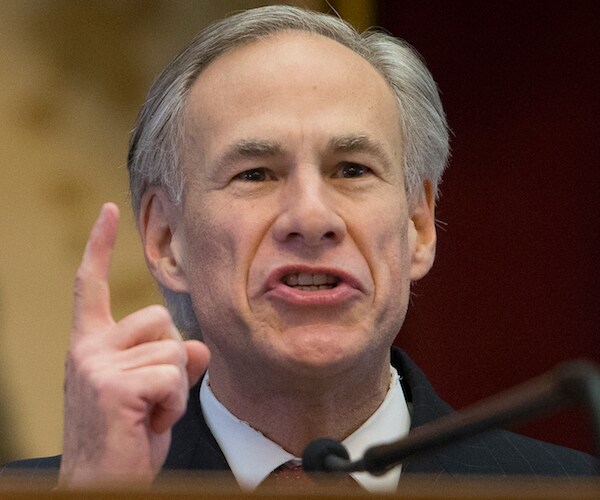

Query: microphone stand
left=302, top=360, right=600, bottom=474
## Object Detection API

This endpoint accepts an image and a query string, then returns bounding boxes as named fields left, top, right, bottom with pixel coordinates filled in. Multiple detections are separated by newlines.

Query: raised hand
left=58, top=203, right=210, bottom=487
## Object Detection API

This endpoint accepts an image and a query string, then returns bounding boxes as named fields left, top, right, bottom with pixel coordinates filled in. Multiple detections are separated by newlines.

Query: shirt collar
left=200, top=367, right=410, bottom=492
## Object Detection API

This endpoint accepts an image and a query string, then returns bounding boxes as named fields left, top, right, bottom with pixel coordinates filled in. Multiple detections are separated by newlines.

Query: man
left=3, top=5, right=596, bottom=491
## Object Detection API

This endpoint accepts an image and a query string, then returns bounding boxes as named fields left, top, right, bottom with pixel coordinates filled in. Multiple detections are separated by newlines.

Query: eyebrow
left=327, top=134, right=394, bottom=170
left=213, top=139, right=284, bottom=170
left=213, top=134, right=394, bottom=170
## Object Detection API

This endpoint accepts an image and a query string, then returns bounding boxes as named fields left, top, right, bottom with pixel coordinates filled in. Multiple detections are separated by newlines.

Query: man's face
left=160, top=32, right=431, bottom=380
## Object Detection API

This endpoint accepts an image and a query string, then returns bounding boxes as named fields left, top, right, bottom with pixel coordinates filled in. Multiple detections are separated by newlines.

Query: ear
left=408, top=180, right=437, bottom=281
left=139, top=187, right=189, bottom=293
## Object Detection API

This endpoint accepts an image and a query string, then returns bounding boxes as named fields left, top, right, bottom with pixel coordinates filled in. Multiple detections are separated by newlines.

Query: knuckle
left=162, top=339, right=187, bottom=365
left=67, top=336, right=99, bottom=363
left=72, top=279, right=85, bottom=303
left=91, top=371, right=123, bottom=404
left=65, top=345, right=89, bottom=372
left=147, top=304, right=172, bottom=323
left=66, top=349, right=108, bottom=387
left=159, top=364, right=185, bottom=387
left=73, top=266, right=90, bottom=292
left=78, top=357, right=104, bottom=384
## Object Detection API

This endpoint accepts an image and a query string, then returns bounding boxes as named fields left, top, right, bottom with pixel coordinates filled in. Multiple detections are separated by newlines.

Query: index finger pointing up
left=72, top=203, right=120, bottom=335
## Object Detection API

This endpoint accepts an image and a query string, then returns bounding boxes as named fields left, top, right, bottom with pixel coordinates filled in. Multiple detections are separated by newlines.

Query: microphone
left=302, top=439, right=351, bottom=472
left=302, top=360, right=600, bottom=474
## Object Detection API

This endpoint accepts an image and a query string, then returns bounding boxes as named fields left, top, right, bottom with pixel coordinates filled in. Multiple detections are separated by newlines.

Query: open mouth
left=280, top=272, right=340, bottom=291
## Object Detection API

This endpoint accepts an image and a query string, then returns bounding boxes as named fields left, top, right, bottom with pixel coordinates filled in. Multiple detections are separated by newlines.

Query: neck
left=208, top=353, right=391, bottom=456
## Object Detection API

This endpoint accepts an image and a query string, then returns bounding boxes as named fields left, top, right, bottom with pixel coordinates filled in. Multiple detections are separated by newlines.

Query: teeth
left=313, top=274, right=328, bottom=285
left=286, top=274, right=299, bottom=286
left=297, top=272, right=313, bottom=286
left=295, top=285, right=331, bottom=291
left=282, top=272, right=339, bottom=288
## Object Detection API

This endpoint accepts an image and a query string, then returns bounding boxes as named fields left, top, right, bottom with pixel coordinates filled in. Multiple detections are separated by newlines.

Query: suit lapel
left=163, top=379, right=232, bottom=474
left=391, top=348, right=511, bottom=477
left=391, top=348, right=451, bottom=475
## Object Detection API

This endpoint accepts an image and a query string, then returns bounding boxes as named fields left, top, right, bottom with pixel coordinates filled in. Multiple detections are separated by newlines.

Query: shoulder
left=425, top=427, right=599, bottom=477
left=476, top=428, right=598, bottom=476
left=2, top=455, right=61, bottom=470
left=1, top=455, right=61, bottom=484
left=390, top=347, right=599, bottom=476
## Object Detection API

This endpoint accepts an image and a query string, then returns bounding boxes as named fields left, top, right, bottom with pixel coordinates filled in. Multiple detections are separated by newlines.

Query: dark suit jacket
left=2, top=348, right=597, bottom=481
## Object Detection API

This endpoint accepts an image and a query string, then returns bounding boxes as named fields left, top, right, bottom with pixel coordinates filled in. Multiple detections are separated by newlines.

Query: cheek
left=379, top=228, right=411, bottom=300
left=367, top=201, right=410, bottom=272
left=180, top=224, right=248, bottom=350
left=373, top=231, right=412, bottom=338
left=364, top=204, right=412, bottom=313
left=180, top=209, right=238, bottom=307
left=178, top=201, right=266, bottom=318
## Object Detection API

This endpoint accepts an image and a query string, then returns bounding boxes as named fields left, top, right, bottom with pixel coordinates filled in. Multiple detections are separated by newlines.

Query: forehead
left=183, top=31, right=401, bottom=162
left=190, top=30, right=396, bottom=106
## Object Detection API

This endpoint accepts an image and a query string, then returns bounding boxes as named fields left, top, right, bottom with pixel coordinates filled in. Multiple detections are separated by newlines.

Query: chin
left=272, top=326, right=369, bottom=375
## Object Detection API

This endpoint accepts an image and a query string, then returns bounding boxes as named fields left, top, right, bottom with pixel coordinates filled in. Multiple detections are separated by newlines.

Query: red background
left=379, top=1, right=599, bottom=453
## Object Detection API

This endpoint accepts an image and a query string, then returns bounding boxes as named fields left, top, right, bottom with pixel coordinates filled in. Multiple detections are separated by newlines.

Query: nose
left=272, top=173, right=346, bottom=247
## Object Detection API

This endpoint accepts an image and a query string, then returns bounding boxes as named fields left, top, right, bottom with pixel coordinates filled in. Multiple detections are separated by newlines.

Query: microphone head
left=302, top=438, right=350, bottom=472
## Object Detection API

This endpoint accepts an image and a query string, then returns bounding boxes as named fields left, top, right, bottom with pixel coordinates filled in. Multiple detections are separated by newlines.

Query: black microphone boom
left=302, top=439, right=351, bottom=472
left=302, top=360, right=600, bottom=475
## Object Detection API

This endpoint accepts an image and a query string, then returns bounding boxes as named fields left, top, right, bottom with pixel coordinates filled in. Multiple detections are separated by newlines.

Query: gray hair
left=127, top=5, right=449, bottom=338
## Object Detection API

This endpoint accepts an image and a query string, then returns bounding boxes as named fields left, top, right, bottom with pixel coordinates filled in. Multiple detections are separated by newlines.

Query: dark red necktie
left=259, top=461, right=362, bottom=492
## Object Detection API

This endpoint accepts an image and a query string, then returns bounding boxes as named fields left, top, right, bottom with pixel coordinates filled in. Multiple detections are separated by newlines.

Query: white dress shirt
left=200, top=367, right=411, bottom=492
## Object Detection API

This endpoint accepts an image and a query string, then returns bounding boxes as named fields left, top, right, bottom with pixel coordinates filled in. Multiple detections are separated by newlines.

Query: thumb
left=184, top=340, right=211, bottom=387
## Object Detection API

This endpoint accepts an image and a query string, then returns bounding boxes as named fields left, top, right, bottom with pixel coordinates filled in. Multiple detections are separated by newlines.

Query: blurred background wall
left=1, top=0, right=597, bottom=464
left=384, top=1, right=599, bottom=454
left=382, top=1, right=599, bottom=454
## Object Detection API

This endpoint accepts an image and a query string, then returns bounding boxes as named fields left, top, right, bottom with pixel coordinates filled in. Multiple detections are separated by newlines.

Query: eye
left=335, top=162, right=372, bottom=178
left=234, top=167, right=273, bottom=182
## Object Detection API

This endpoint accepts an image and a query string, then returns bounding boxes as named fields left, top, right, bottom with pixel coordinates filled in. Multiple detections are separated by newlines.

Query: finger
left=133, top=365, right=188, bottom=434
left=114, top=305, right=181, bottom=349
left=72, top=203, right=119, bottom=334
left=114, top=339, right=187, bottom=371
left=104, top=364, right=188, bottom=435
left=184, top=340, right=211, bottom=387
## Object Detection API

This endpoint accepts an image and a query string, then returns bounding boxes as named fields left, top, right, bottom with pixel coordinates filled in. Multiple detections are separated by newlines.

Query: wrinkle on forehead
left=181, top=31, right=404, bottom=183
left=185, top=31, right=399, bottom=116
